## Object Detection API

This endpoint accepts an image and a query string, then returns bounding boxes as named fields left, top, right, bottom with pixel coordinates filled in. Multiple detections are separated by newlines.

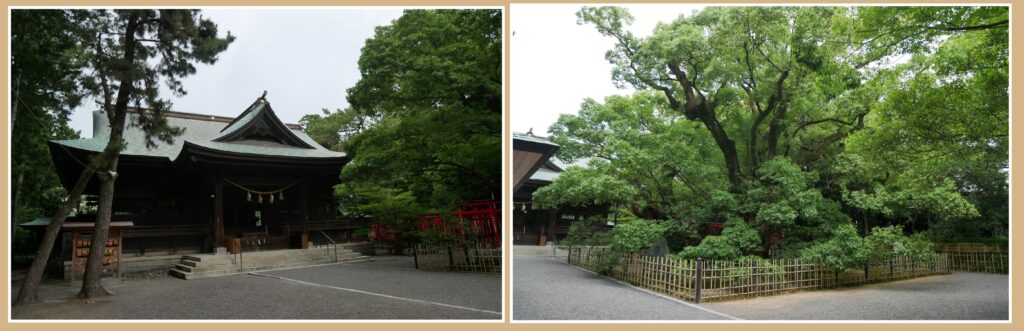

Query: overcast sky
left=511, top=4, right=705, bottom=137
left=69, top=8, right=406, bottom=137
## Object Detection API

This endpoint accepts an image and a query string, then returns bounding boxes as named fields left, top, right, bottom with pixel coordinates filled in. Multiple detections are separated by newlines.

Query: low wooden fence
left=935, top=243, right=1008, bottom=274
left=567, top=246, right=950, bottom=303
left=413, top=244, right=501, bottom=274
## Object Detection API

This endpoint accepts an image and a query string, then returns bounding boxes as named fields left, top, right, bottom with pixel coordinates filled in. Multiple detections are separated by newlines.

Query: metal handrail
left=318, top=230, right=338, bottom=263
left=238, top=237, right=266, bottom=271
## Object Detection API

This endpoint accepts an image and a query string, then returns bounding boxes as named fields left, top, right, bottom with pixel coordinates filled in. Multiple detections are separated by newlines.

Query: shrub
left=610, top=219, right=667, bottom=253
left=864, top=225, right=935, bottom=261
left=675, top=218, right=761, bottom=260
left=801, top=223, right=869, bottom=272
left=560, top=216, right=612, bottom=248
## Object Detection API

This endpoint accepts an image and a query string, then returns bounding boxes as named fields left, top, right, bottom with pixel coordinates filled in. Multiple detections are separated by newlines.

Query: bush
left=676, top=235, right=741, bottom=260
left=803, top=224, right=937, bottom=271
left=801, top=223, right=869, bottom=271
left=589, top=250, right=621, bottom=275
left=560, top=216, right=612, bottom=248
left=610, top=219, right=666, bottom=253
left=864, top=225, right=935, bottom=261
left=675, top=218, right=761, bottom=260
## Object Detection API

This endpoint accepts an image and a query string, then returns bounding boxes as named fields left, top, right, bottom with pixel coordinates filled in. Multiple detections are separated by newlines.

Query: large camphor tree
left=536, top=6, right=1007, bottom=257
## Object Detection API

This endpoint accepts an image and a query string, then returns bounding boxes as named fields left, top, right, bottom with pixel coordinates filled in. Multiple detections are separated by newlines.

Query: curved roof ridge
left=212, top=99, right=315, bottom=149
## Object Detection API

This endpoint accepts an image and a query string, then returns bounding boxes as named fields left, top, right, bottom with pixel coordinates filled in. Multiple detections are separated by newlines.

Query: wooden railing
left=568, top=246, right=950, bottom=303
left=413, top=244, right=501, bottom=274
left=935, top=243, right=1008, bottom=274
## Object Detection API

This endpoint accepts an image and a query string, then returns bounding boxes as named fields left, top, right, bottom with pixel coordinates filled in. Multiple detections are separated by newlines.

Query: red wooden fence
left=370, top=201, right=501, bottom=246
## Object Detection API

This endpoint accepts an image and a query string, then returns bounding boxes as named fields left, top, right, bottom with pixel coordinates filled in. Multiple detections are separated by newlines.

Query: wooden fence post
left=447, top=245, right=454, bottom=266
left=889, top=259, right=894, bottom=279
left=413, top=245, right=419, bottom=269
left=661, top=257, right=670, bottom=293
left=695, top=257, right=703, bottom=304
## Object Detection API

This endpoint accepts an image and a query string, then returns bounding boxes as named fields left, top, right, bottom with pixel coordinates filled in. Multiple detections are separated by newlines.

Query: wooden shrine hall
left=45, top=95, right=360, bottom=260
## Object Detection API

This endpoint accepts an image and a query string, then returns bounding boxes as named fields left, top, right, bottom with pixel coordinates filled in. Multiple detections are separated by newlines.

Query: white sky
left=511, top=4, right=705, bottom=137
left=68, top=8, right=405, bottom=137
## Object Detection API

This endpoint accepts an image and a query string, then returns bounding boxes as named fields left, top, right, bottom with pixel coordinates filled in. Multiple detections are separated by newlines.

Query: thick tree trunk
left=666, top=62, right=745, bottom=187
left=13, top=168, right=95, bottom=306
left=704, top=117, right=744, bottom=186
left=78, top=12, right=138, bottom=299
left=78, top=166, right=118, bottom=298
left=12, top=172, right=23, bottom=237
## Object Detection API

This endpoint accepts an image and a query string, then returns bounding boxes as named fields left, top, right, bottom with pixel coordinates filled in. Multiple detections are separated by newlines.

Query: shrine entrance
left=220, top=178, right=303, bottom=251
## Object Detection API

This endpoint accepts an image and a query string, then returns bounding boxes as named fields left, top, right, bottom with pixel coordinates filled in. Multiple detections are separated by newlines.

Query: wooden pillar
left=214, top=176, right=225, bottom=248
left=299, top=179, right=309, bottom=245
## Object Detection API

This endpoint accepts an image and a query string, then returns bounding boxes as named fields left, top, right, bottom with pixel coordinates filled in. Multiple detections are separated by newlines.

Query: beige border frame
left=1, top=1, right=1019, bottom=330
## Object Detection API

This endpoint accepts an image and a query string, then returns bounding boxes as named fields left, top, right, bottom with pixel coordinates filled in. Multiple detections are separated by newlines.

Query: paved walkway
left=704, top=272, right=1008, bottom=320
left=512, top=248, right=733, bottom=320
left=12, top=256, right=500, bottom=320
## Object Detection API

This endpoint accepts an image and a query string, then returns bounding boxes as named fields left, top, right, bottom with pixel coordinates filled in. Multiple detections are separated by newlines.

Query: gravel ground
left=12, top=256, right=500, bottom=320
left=512, top=252, right=732, bottom=320
left=703, top=272, right=1009, bottom=320
left=260, top=256, right=502, bottom=314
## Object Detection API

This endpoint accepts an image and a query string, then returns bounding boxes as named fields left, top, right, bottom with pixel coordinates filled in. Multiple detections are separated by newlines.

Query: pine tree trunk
left=77, top=12, right=138, bottom=299
left=78, top=166, right=118, bottom=299
left=13, top=168, right=95, bottom=306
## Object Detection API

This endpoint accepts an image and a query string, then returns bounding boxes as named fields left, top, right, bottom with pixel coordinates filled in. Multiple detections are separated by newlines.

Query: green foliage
left=10, top=10, right=88, bottom=256
left=676, top=236, right=740, bottom=261
left=81, top=10, right=235, bottom=148
left=801, top=224, right=869, bottom=271
left=863, top=226, right=935, bottom=261
left=802, top=224, right=937, bottom=271
left=299, top=108, right=370, bottom=152
left=532, top=165, right=636, bottom=209
left=676, top=218, right=761, bottom=260
left=610, top=219, right=667, bottom=253
left=340, top=9, right=501, bottom=211
left=561, top=6, right=1006, bottom=256
left=338, top=184, right=422, bottom=253
left=559, top=217, right=612, bottom=248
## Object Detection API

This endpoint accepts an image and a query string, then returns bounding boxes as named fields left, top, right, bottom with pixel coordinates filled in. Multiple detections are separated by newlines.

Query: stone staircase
left=170, top=246, right=372, bottom=280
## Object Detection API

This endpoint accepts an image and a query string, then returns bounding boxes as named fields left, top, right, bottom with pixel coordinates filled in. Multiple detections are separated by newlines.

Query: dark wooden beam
left=213, top=175, right=224, bottom=248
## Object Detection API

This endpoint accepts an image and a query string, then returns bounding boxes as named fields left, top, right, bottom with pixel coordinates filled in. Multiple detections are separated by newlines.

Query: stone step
left=174, top=254, right=348, bottom=273
left=170, top=256, right=372, bottom=280
left=181, top=248, right=345, bottom=263
left=171, top=246, right=374, bottom=280
left=185, top=252, right=362, bottom=267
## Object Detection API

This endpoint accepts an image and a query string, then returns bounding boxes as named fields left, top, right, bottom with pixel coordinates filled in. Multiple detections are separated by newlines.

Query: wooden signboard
left=70, top=228, right=123, bottom=281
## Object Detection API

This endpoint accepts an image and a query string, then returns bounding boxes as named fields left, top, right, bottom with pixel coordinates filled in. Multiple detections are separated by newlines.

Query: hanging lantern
left=258, top=194, right=263, bottom=204
left=270, top=193, right=275, bottom=204
left=279, top=191, right=284, bottom=201
left=247, top=192, right=252, bottom=202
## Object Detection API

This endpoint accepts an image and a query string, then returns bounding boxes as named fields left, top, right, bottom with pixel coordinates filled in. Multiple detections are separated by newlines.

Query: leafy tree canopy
left=550, top=6, right=1007, bottom=257
left=333, top=9, right=502, bottom=213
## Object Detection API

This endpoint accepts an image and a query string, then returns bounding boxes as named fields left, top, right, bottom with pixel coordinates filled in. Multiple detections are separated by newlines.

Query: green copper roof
left=52, top=101, right=346, bottom=162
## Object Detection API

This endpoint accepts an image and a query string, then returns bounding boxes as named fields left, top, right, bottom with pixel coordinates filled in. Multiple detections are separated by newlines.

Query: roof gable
left=212, top=100, right=315, bottom=149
